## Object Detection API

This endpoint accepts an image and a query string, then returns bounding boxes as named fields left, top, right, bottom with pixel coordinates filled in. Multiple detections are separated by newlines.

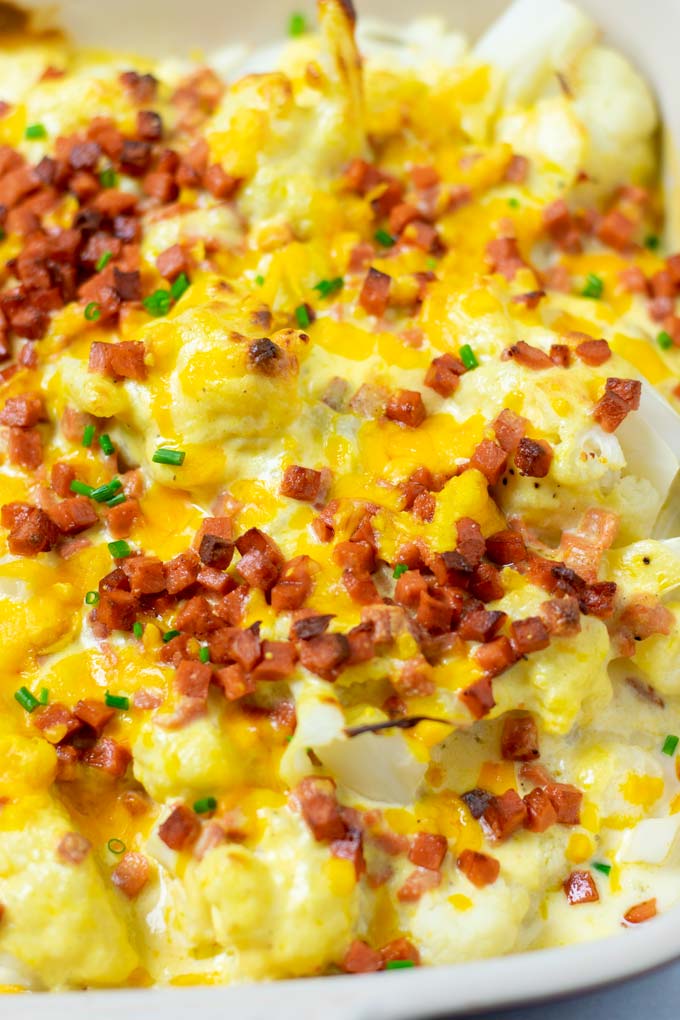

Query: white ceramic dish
left=6, top=0, right=680, bottom=1014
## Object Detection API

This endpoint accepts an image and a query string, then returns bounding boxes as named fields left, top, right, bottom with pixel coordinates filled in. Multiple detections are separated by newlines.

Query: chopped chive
left=199, top=645, right=210, bottom=664
left=657, top=330, right=673, bottom=351
left=582, top=273, right=604, bottom=300
left=99, top=167, right=117, bottom=189
left=82, top=423, right=95, bottom=447
left=288, top=11, right=307, bottom=36
left=39, top=687, right=49, bottom=705
left=84, top=301, right=101, bottom=321
left=133, top=621, right=144, bottom=639
left=107, top=837, right=126, bottom=855
left=143, top=289, right=172, bottom=317
left=662, top=734, right=679, bottom=756
left=99, top=433, right=115, bottom=456
left=95, top=251, right=113, bottom=272
left=14, top=686, right=39, bottom=712
left=592, top=861, right=611, bottom=876
left=91, top=478, right=122, bottom=503
left=170, top=272, right=190, bottom=301
left=152, top=447, right=185, bottom=466
left=385, top=960, right=415, bottom=970
left=425, top=257, right=438, bottom=271
left=0, top=228, right=5, bottom=242
left=313, top=277, right=344, bottom=299
left=25, top=123, right=47, bottom=140
left=70, top=479, right=94, bottom=497
left=105, top=691, right=129, bottom=711
left=106, top=493, right=127, bottom=508
left=295, top=303, right=311, bottom=329
left=459, top=343, right=478, bottom=370
left=162, top=629, right=181, bottom=643
left=193, top=796, right=217, bottom=814
left=85, top=590, right=99, bottom=606
left=507, top=197, right=520, bottom=209
left=374, top=228, right=396, bottom=248
left=644, top=234, right=660, bottom=251
left=254, top=274, right=265, bottom=287
left=393, top=563, right=408, bottom=579
left=108, top=539, right=132, bottom=559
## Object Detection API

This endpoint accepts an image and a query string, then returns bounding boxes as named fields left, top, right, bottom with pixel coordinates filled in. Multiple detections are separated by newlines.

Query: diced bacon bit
left=492, top=408, right=527, bottom=455
left=51, top=462, right=76, bottom=498
left=597, top=209, right=635, bottom=251
left=519, top=761, right=554, bottom=788
left=4, top=503, right=59, bottom=556
left=33, top=703, right=82, bottom=744
left=501, top=715, right=539, bottom=761
left=485, top=529, right=526, bottom=565
left=294, top=776, right=346, bottom=841
left=111, top=851, right=150, bottom=899
left=512, top=290, right=545, bottom=309
left=411, top=164, right=440, bottom=190
left=474, top=636, right=517, bottom=678
left=509, top=615, right=550, bottom=657
left=47, top=496, right=98, bottom=536
left=344, top=158, right=390, bottom=196
left=542, top=199, right=581, bottom=252
left=348, top=383, right=388, bottom=420
left=623, top=898, right=657, bottom=926
left=158, top=804, right=201, bottom=851
left=157, top=243, right=189, bottom=281
left=469, top=439, right=508, bottom=486
left=8, top=426, right=42, bottom=470
left=74, top=698, right=116, bottom=736
left=0, top=392, right=45, bottom=427
left=175, top=658, right=211, bottom=700
left=486, top=237, right=526, bottom=280
left=123, top=555, right=166, bottom=596
left=574, top=338, right=611, bottom=366
left=514, top=437, right=553, bottom=478
left=564, top=870, right=599, bottom=905
left=619, top=265, right=648, bottom=295
left=504, top=154, right=529, bottom=183
left=82, top=737, right=132, bottom=777
left=106, top=498, right=141, bottom=540
left=580, top=580, right=617, bottom=619
left=235, top=527, right=284, bottom=591
left=358, top=267, right=391, bottom=317
left=503, top=341, right=553, bottom=370
left=386, top=389, right=426, bottom=428
left=270, top=555, right=314, bottom=612
left=280, top=464, right=323, bottom=502
left=343, top=940, right=383, bottom=974
left=455, top=517, right=486, bottom=568
left=331, top=825, right=365, bottom=877
left=298, top=632, right=350, bottom=681
left=523, top=786, right=558, bottom=832
left=342, top=569, right=380, bottom=605
left=457, top=848, right=500, bottom=888
left=460, top=787, right=494, bottom=820
left=214, top=662, right=255, bottom=700
left=619, top=594, right=674, bottom=640
left=95, top=589, right=138, bottom=632
left=545, top=783, right=582, bottom=824
left=388, top=201, right=418, bottom=236
left=251, top=640, right=297, bottom=681
left=408, top=832, right=447, bottom=871
left=57, top=831, right=92, bottom=866
left=593, top=377, right=642, bottom=433
left=549, top=344, right=571, bottom=367
left=424, top=352, right=466, bottom=398
left=163, top=551, right=200, bottom=594
left=392, top=658, right=435, bottom=698
left=469, top=562, right=504, bottom=603
left=416, top=589, right=455, bottom=634
left=459, top=607, right=507, bottom=643
left=459, top=675, right=496, bottom=719
left=197, top=533, right=234, bottom=571
left=540, top=596, right=581, bottom=636
left=482, top=789, right=528, bottom=841
left=397, top=867, right=441, bottom=902
left=334, top=539, right=375, bottom=574
left=88, top=340, right=146, bottom=381
left=380, top=938, right=420, bottom=966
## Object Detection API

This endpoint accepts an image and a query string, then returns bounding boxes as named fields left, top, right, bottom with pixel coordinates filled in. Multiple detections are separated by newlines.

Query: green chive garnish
left=106, top=493, right=127, bottom=508
left=70, top=480, right=94, bottom=497
left=105, top=691, right=129, bottom=711
left=459, top=344, right=478, bottom=370
left=170, top=272, right=190, bottom=301
left=133, top=621, right=143, bottom=639
left=582, top=273, right=604, bottom=300
left=393, top=563, right=408, bottom=579
left=593, top=861, right=611, bottom=876
left=425, top=257, right=437, bottom=271
left=385, top=960, right=415, bottom=970
left=82, top=424, right=95, bottom=447
left=152, top=448, right=185, bottom=466
left=288, top=11, right=307, bottom=36
left=295, top=304, right=311, bottom=329
left=657, top=331, right=673, bottom=351
left=91, top=479, right=122, bottom=503
left=99, top=167, right=117, bottom=189
left=39, top=687, right=49, bottom=705
left=96, top=251, right=113, bottom=272
left=199, top=646, right=210, bottom=664
left=662, top=734, right=679, bottom=756
left=507, top=197, right=520, bottom=209
left=254, top=274, right=265, bottom=287
left=193, top=796, right=217, bottom=814
left=25, top=123, right=47, bottom=140
left=107, top=837, right=126, bottom=854
left=143, top=289, right=172, bottom=317
left=374, top=228, right=396, bottom=248
left=313, top=277, right=344, bottom=299
left=108, top=539, right=131, bottom=559
left=15, top=686, right=40, bottom=712
left=99, top=433, right=115, bottom=456
left=162, top=629, right=181, bottom=643
left=644, top=234, right=660, bottom=251
left=85, top=590, right=99, bottom=605
left=84, top=301, right=101, bottom=321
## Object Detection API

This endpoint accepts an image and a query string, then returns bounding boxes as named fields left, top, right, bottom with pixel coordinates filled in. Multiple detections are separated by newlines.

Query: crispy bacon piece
left=158, top=804, right=201, bottom=851
left=163, top=550, right=200, bottom=594
left=503, top=341, right=553, bottom=370
left=96, top=590, right=138, bottom=632
left=564, top=870, right=599, bottom=904
left=620, top=595, right=674, bottom=640
left=542, top=198, right=580, bottom=252
left=198, top=533, right=234, bottom=571
left=107, top=498, right=141, bottom=539
left=469, top=439, right=508, bottom=485
left=574, top=338, right=611, bottom=366
left=343, top=940, right=383, bottom=974
left=380, top=938, right=420, bottom=966
left=580, top=580, right=617, bottom=619
left=493, top=408, right=527, bottom=454
left=294, top=776, right=346, bottom=841
left=57, top=832, right=91, bottom=865
left=459, top=676, right=496, bottom=719
left=540, top=596, right=581, bottom=636
left=593, top=377, right=641, bottom=432
left=4, top=503, right=59, bottom=556
left=34, top=703, right=82, bottom=744
left=545, top=783, right=582, bottom=824
left=271, top=556, right=314, bottom=612
left=597, top=209, right=635, bottom=251
left=215, top=662, right=255, bottom=700
left=156, top=243, right=188, bottom=281
left=425, top=352, right=465, bottom=397
left=175, top=659, right=211, bottom=700
left=251, top=640, right=297, bottom=681
left=298, top=632, right=350, bottom=681
left=619, top=265, right=648, bottom=294
left=514, top=437, right=552, bottom=477
left=485, top=530, right=526, bottom=565
left=470, top=562, right=504, bottom=603
left=89, top=340, right=146, bottom=381
left=359, top=267, right=391, bottom=317
left=334, top=540, right=375, bottom=574
left=523, top=786, right=558, bottom=832
left=123, top=555, right=166, bottom=596
left=112, top=851, right=150, bottom=899
left=342, top=569, right=380, bottom=605
left=416, top=590, right=454, bottom=634
left=211, top=626, right=261, bottom=670
left=455, top=517, right=485, bottom=568
left=74, top=698, right=116, bottom=736
left=0, top=393, right=45, bottom=427
left=82, top=737, right=131, bottom=777
left=501, top=715, right=539, bottom=761
left=623, top=899, right=657, bottom=925
left=457, top=848, right=500, bottom=888
left=51, top=462, right=76, bottom=498
left=509, top=616, right=550, bottom=656
left=482, top=789, right=527, bottom=841
left=458, top=607, right=506, bottom=643
left=474, top=636, right=516, bottom=677
left=505, top=154, right=529, bottom=183
left=8, top=426, right=42, bottom=469
left=460, top=788, right=494, bottom=819
left=47, top=496, right=98, bottom=535
left=280, top=465, right=323, bottom=502
left=408, top=832, right=447, bottom=871
left=386, top=389, right=426, bottom=428
left=397, top=867, right=441, bottom=902
left=203, top=164, right=238, bottom=199
left=235, top=528, right=284, bottom=591
left=486, top=237, right=526, bottom=280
